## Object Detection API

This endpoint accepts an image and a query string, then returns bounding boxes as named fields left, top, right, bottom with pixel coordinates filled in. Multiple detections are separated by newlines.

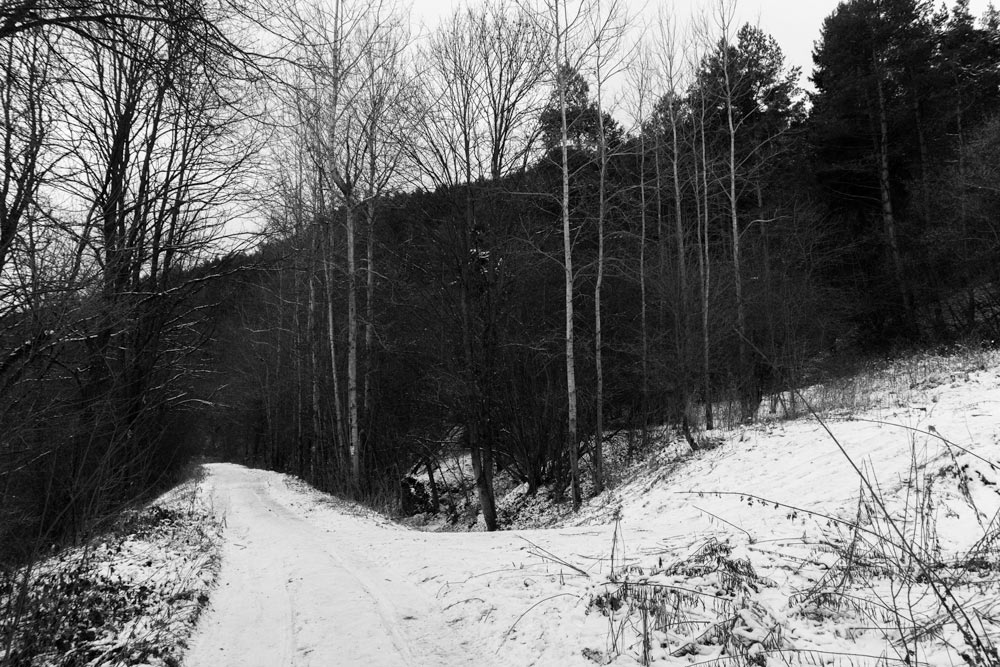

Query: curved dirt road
left=184, top=464, right=479, bottom=667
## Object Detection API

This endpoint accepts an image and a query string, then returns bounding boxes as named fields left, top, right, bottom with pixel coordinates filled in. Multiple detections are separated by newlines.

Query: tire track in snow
left=185, top=464, right=477, bottom=667
left=254, top=483, right=421, bottom=666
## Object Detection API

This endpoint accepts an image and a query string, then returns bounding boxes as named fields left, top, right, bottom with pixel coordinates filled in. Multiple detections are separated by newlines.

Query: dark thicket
left=0, top=0, right=260, bottom=569
left=809, top=0, right=1000, bottom=344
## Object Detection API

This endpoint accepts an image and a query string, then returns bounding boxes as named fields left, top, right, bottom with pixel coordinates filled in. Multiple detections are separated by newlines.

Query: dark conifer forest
left=1, top=0, right=999, bottom=560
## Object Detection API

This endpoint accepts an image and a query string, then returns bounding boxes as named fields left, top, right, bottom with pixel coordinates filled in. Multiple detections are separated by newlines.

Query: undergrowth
left=589, top=534, right=782, bottom=666
left=582, top=348, right=1000, bottom=666
left=0, top=483, right=221, bottom=667
left=788, top=442, right=1000, bottom=667
left=774, top=344, right=1000, bottom=423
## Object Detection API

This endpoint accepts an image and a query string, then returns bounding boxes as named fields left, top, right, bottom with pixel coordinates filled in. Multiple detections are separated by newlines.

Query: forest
left=1, top=0, right=999, bottom=567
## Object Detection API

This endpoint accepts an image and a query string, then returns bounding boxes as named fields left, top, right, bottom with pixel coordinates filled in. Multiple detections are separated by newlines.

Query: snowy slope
left=1, top=475, right=221, bottom=667
left=185, top=351, right=1000, bottom=666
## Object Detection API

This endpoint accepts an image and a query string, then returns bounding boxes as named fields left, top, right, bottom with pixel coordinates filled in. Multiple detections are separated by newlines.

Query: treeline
left=198, top=0, right=1000, bottom=529
left=1, top=0, right=998, bottom=554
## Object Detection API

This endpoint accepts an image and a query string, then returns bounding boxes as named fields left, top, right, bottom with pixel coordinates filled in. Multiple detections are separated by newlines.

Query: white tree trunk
left=722, top=38, right=745, bottom=375
left=364, top=202, right=375, bottom=416
left=556, top=4, right=581, bottom=511
left=592, top=18, right=607, bottom=494
left=699, top=99, right=714, bottom=431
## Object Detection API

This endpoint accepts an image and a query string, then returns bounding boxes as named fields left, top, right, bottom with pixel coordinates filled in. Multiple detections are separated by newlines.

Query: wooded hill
left=1, top=0, right=999, bottom=567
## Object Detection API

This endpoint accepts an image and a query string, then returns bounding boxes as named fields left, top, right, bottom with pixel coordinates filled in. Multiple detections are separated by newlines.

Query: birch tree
left=693, top=4, right=802, bottom=422
left=625, top=46, right=654, bottom=456
left=526, top=0, right=604, bottom=511
left=585, top=0, right=629, bottom=493
left=288, top=0, right=408, bottom=489
left=652, top=7, right=696, bottom=440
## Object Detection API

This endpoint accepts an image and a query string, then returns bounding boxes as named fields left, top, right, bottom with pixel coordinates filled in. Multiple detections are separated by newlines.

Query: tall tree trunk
left=954, top=88, right=975, bottom=328
left=318, top=175, right=347, bottom=481
left=464, top=159, right=497, bottom=529
left=294, top=334, right=304, bottom=475
left=698, top=103, right=714, bottom=431
left=460, top=274, right=498, bottom=530
left=556, top=8, right=581, bottom=511
left=651, top=117, right=664, bottom=442
left=954, top=91, right=966, bottom=229
left=668, top=93, right=692, bottom=441
left=307, top=269, right=320, bottom=482
left=655, top=123, right=666, bottom=331
left=875, top=71, right=913, bottom=332
left=639, top=120, right=649, bottom=447
left=322, top=229, right=346, bottom=477
left=593, top=49, right=607, bottom=494
left=364, top=202, right=376, bottom=418
left=723, top=45, right=749, bottom=421
left=669, top=100, right=688, bottom=299
left=912, top=96, right=930, bottom=226
left=346, top=203, right=361, bottom=487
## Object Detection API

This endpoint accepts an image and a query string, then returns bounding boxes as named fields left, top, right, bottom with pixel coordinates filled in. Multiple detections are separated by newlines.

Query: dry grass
left=779, top=345, right=999, bottom=421
left=682, top=345, right=1000, bottom=432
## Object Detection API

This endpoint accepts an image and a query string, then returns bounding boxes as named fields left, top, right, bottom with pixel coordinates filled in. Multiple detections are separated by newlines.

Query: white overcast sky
left=406, top=0, right=994, bottom=89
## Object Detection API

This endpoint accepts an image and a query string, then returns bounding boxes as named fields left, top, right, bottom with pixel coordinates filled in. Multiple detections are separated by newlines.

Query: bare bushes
left=791, top=445, right=1000, bottom=667
left=586, top=420, right=1000, bottom=665
left=589, top=533, right=782, bottom=666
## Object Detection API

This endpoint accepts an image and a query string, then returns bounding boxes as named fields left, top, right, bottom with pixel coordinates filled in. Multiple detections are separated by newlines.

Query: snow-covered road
left=184, top=464, right=481, bottom=667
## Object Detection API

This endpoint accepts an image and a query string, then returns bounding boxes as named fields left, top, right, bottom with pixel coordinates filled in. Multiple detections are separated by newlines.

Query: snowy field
left=181, top=351, right=1000, bottom=666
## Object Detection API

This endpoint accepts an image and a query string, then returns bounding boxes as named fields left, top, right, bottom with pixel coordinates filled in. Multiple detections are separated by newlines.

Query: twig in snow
left=519, top=537, right=590, bottom=578
left=691, top=505, right=754, bottom=543
left=495, top=593, right=582, bottom=654
left=851, top=418, right=997, bottom=469
left=443, top=597, right=486, bottom=611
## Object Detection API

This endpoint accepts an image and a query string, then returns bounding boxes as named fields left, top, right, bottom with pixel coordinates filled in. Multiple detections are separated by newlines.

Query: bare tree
left=652, top=6, right=699, bottom=443
left=285, top=0, right=409, bottom=489
left=0, top=0, right=261, bottom=588
left=410, top=0, right=546, bottom=529
left=686, top=14, right=716, bottom=431
left=52, top=0, right=258, bottom=510
left=0, top=29, right=54, bottom=278
left=355, top=15, right=412, bottom=421
left=414, top=4, right=495, bottom=528
left=585, top=0, right=630, bottom=493
left=626, top=46, right=654, bottom=447
left=524, top=0, right=602, bottom=511
left=712, top=0, right=750, bottom=421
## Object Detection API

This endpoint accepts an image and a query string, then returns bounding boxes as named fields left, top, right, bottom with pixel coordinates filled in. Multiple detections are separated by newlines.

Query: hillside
left=183, top=348, right=1000, bottom=666
left=4, top=348, right=998, bottom=666
left=395, top=348, right=1000, bottom=665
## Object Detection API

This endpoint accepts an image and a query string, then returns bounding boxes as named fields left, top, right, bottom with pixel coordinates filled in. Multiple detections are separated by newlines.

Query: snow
left=1, top=476, right=222, bottom=667
left=182, top=348, right=1000, bottom=665
left=184, top=464, right=482, bottom=666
